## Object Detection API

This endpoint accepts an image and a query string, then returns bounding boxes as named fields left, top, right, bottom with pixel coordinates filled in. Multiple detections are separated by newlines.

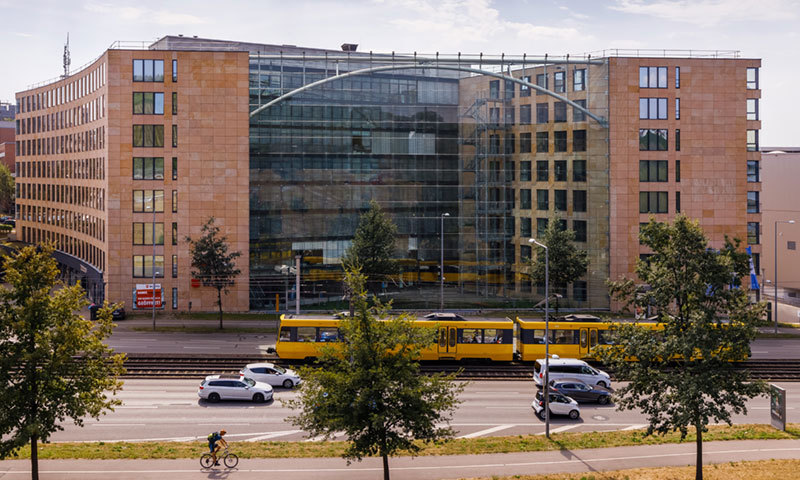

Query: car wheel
left=208, top=393, right=220, bottom=403
left=568, top=409, right=580, bottom=420
left=598, top=395, right=610, bottom=405
left=252, top=393, right=265, bottom=403
left=536, top=409, right=547, bottom=420
left=282, top=379, right=294, bottom=389
left=596, top=381, right=607, bottom=388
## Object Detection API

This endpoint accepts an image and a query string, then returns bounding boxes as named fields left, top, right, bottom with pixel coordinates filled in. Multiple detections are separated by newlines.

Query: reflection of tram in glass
left=397, top=259, right=507, bottom=285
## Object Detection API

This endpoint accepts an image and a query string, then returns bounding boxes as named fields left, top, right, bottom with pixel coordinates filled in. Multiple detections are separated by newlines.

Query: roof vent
left=341, top=43, right=358, bottom=52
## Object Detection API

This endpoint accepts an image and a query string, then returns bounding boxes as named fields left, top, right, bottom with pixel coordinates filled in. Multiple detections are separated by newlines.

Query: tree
left=0, top=244, right=125, bottom=480
left=599, top=215, right=767, bottom=480
left=342, top=201, right=400, bottom=290
left=286, top=266, right=464, bottom=480
left=526, top=214, right=589, bottom=313
left=186, top=217, right=242, bottom=329
left=0, top=163, right=14, bottom=214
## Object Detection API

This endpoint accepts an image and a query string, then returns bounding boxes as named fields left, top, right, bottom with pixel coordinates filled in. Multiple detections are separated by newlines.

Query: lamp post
left=440, top=213, right=450, bottom=311
left=529, top=238, right=550, bottom=438
left=148, top=197, right=157, bottom=332
left=774, top=220, right=795, bottom=333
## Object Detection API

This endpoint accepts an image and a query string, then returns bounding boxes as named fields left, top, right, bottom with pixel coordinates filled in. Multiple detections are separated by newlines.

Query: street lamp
left=440, top=213, right=450, bottom=311
left=774, top=220, right=795, bottom=333
left=529, top=237, right=550, bottom=438
left=147, top=196, right=158, bottom=332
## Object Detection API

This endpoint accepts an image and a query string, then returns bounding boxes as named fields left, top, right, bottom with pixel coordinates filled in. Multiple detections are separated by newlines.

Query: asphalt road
left=47, top=379, right=800, bottom=443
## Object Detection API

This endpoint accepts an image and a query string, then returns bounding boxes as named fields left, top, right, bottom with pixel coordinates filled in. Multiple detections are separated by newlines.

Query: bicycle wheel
left=200, top=453, right=214, bottom=469
left=224, top=453, right=239, bottom=468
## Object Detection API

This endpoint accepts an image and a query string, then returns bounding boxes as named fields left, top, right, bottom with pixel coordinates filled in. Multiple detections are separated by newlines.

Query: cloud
left=610, top=0, right=799, bottom=26
left=14, top=32, right=33, bottom=38
left=83, top=3, right=206, bottom=25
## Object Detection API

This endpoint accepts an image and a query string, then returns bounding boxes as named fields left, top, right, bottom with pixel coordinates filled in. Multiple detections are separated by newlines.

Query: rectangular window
left=554, top=102, right=567, bottom=122
left=747, top=129, right=759, bottom=152
left=554, top=131, right=567, bottom=152
left=172, top=287, right=178, bottom=309
left=172, top=222, right=178, bottom=245
left=747, top=160, right=759, bottom=182
left=521, top=217, right=532, bottom=237
left=554, top=160, right=567, bottom=181
left=520, top=105, right=531, bottom=124
left=172, top=59, right=177, bottom=82
left=172, top=92, right=177, bottom=115
left=172, top=190, right=177, bottom=212
left=536, top=73, right=547, bottom=94
left=573, top=220, right=587, bottom=243
left=675, top=191, right=681, bottom=213
left=554, top=189, right=567, bottom=211
left=675, top=98, right=680, bottom=120
left=676, top=160, right=680, bottom=182
left=520, top=133, right=532, bottom=153
left=639, top=129, right=668, bottom=151
left=573, top=190, right=587, bottom=212
left=536, top=103, right=549, bottom=123
left=675, top=129, right=681, bottom=151
left=536, top=160, right=548, bottom=181
left=520, top=245, right=532, bottom=262
left=133, top=157, right=164, bottom=180
left=573, top=280, right=588, bottom=301
left=132, top=255, right=165, bottom=277
left=133, top=59, right=164, bottom=82
left=132, top=190, right=164, bottom=212
left=747, top=67, right=759, bottom=89
left=132, top=222, right=164, bottom=245
left=536, top=189, right=549, bottom=210
left=520, top=189, right=531, bottom=209
left=172, top=125, right=178, bottom=148
left=639, top=160, right=668, bottom=182
left=172, top=157, right=177, bottom=180
left=554, top=71, right=565, bottom=93
left=133, top=92, right=164, bottom=115
left=639, top=98, right=668, bottom=119
left=573, top=99, right=586, bottom=122
left=747, top=191, right=760, bottom=213
left=536, top=132, right=549, bottom=153
left=505, top=107, right=515, bottom=125
left=172, top=254, right=178, bottom=278
left=747, top=98, right=759, bottom=120
left=537, top=218, right=548, bottom=238
left=639, top=66, right=667, bottom=88
left=520, top=161, right=531, bottom=181
left=573, top=130, right=586, bottom=152
left=520, top=75, right=531, bottom=97
left=675, top=66, right=680, bottom=88
left=505, top=79, right=515, bottom=99
left=133, top=125, right=164, bottom=147
left=639, top=191, right=668, bottom=213
left=573, top=160, right=587, bottom=182
left=489, top=80, right=500, bottom=99
left=747, top=222, right=760, bottom=244
left=573, top=68, right=586, bottom=91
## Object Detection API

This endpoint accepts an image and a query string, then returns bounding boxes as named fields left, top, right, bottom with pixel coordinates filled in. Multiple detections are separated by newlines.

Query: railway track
left=120, top=355, right=800, bottom=381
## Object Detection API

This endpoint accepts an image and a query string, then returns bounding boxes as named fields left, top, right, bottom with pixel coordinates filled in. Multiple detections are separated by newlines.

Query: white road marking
left=622, top=424, right=647, bottom=431
left=458, top=424, right=515, bottom=439
left=90, top=424, right=146, bottom=427
left=244, top=430, right=303, bottom=442
left=538, top=425, right=579, bottom=434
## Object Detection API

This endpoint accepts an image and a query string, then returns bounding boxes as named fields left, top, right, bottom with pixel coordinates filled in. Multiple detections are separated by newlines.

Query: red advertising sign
left=136, top=284, right=162, bottom=309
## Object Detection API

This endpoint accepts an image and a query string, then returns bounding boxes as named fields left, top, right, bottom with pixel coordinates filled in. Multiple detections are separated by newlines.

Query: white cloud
left=14, top=32, right=33, bottom=38
left=83, top=3, right=206, bottom=25
left=610, top=0, right=799, bottom=26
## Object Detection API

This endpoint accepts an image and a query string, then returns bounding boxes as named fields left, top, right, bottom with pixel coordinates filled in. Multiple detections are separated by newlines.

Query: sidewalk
left=1, top=439, right=799, bottom=479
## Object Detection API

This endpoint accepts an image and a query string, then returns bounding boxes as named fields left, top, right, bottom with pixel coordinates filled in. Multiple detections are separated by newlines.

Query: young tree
left=0, top=244, right=125, bottom=480
left=186, top=217, right=242, bottom=329
left=526, top=214, right=589, bottom=314
left=342, top=201, right=400, bottom=290
left=599, top=215, right=767, bottom=480
left=0, top=163, right=14, bottom=214
left=286, top=266, right=465, bottom=480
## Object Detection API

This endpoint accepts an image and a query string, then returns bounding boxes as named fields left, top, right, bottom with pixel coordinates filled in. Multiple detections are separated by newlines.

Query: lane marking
left=539, top=425, right=579, bottom=434
left=244, top=430, right=303, bottom=442
left=622, top=424, right=647, bottom=431
left=458, top=425, right=514, bottom=439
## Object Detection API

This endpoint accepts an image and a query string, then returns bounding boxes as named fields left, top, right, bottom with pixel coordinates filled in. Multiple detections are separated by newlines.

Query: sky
left=1, top=0, right=798, bottom=146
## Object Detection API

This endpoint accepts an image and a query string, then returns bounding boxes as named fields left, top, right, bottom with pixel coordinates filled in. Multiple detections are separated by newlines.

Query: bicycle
left=200, top=446, right=239, bottom=469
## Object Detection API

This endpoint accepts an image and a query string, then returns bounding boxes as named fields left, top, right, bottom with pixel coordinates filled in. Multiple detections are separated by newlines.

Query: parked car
left=531, top=390, right=581, bottom=420
left=533, top=357, right=611, bottom=388
left=240, top=362, right=301, bottom=389
left=198, top=374, right=273, bottom=403
left=112, top=307, right=126, bottom=320
left=549, top=378, right=612, bottom=404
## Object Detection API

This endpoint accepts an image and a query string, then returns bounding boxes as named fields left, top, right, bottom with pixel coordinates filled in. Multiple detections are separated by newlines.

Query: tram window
left=580, top=330, right=588, bottom=348
left=439, top=329, right=447, bottom=347
left=590, top=329, right=598, bottom=347
left=463, top=328, right=482, bottom=343
left=552, top=329, right=579, bottom=344
left=485, top=329, right=503, bottom=344
left=279, top=327, right=292, bottom=342
left=297, top=327, right=316, bottom=342
left=449, top=328, right=456, bottom=348
left=597, top=330, right=616, bottom=345
left=532, top=329, right=546, bottom=344
left=319, top=327, right=340, bottom=342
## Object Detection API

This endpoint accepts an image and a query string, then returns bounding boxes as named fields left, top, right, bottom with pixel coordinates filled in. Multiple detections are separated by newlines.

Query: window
left=675, top=98, right=680, bottom=120
left=639, top=191, right=668, bottom=213
left=747, top=98, right=759, bottom=120
left=747, top=191, right=760, bottom=213
left=639, top=129, right=668, bottom=151
left=172, top=92, right=177, bottom=115
left=132, top=190, right=164, bottom=212
left=639, top=66, right=667, bottom=88
left=536, top=132, right=549, bottom=153
left=172, top=125, right=178, bottom=147
left=573, top=160, right=587, bottom=182
left=133, top=157, right=164, bottom=180
left=573, top=280, right=587, bottom=301
left=675, top=66, right=680, bottom=88
left=554, top=71, right=565, bottom=92
left=554, top=160, right=567, bottom=181
left=554, top=190, right=567, bottom=211
left=747, top=130, right=759, bottom=151
left=520, top=217, right=532, bottom=237
left=520, top=189, right=531, bottom=209
left=536, top=103, right=548, bottom=123
left=573, top=68, right=586, bottom=91
left=520, top=245, right=532, bottom=262
left=133, top=92, right=164, bottom=115
left=573, top=130, right=586, bottom=152
left=536, top=160, right=548, bottom=181
left=172, top=222, right=178, bottom=245
left=489, top=108, right=500, bottom=125
left=536, top=189, right=549, bottom=210
left=172, top=287, right=178, bottom=309
left=172, top=59, right=177, bottom=82
left=489, top=80, right=500, bottom=99
left=746, top=67, right=759, bottom=90
left=505, top=107, right=515, bottom=125
left=554, top=131, right=567, bottom=152
left=675, top=129, right=681, bottom=151
left=520, top=160, right=531, bottom=181
left=172, top=254, right=178, bottom=278
left=536, top=73, right=547, bottom=94
left=554, top=102, right=567, bottom=122
left=133, top=59, right=164, bottom=82
left=675, top=160, right=680, bottom=182
left=557, top=219, right=567, bottom=232
left=132, top=255, right=164, bottom=277
left=573, top=190, right=587, bottom=212
left=505, top=134, right=515, bottom=154
left=132, top=222, right=164, bottom=245
left=573, top=99, right=586, bottom=122
left=521, top=75, right=531, bottom=97
left=537, top=218, right=548, bottom=237
left=789, top=241, right=797, bottom=251
left=747, top=160, right=759, bottom=182
left=504, top=79, right=515, bottom=99
left=133, top=125, right=164, bottom=147
left=520, top=133, right=532, bottom=153
left=573, top=220, right=587, bottom=242
left=675, top=191, right=681, bottom=212
left=639, top=98, right=668, bottom=119
left=489, top=134, right=500, bottom=154
left=172, top=157, right=178, bottom=180
left=639, top=160, right=668, bottom=182
left=172, top=190, right=177, bottom=212
left=747, top=222, right=760, bottom=244
left=520, top=105, right=531, bottom=124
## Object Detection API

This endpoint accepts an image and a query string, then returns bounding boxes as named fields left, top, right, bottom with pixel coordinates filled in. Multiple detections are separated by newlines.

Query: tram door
left=438, top=327, right=458, bottom=358
left=579, top=328, right=599, bottom=358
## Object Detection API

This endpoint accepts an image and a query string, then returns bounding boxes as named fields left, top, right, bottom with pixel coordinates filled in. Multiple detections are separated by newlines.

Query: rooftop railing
left=585, top=48, right=741, bottom=59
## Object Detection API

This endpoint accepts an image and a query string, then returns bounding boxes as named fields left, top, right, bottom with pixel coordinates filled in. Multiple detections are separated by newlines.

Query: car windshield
left=272, top=365, right=287, bottom=374
left=242, top=377, right=256, bottom=387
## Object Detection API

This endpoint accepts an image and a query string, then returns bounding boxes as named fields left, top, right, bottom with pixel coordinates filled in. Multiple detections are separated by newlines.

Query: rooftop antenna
left=63, top=33, right=71, bottom=78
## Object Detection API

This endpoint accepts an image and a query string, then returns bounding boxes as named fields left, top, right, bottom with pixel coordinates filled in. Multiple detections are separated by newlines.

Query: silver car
left=240, top=362, right=302, bottom=389
left=531, top=390, right=581, bottom=420
left=198, top=374, right=273, bottom=403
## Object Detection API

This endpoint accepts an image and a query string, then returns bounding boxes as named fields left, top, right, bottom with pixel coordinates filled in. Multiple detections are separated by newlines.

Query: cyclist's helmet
left=220, top=429, right=227, bottom=435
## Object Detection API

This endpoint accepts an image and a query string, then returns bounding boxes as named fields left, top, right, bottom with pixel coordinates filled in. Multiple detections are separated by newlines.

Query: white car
left=198, top=374, right=273, bottom=403
left=531, top=390, right=581, bottom=420
left=240, top=363, right=302, bottom=389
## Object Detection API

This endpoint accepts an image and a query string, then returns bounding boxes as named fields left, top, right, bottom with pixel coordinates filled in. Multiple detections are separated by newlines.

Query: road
left=47, top=379, right=800, bottom=443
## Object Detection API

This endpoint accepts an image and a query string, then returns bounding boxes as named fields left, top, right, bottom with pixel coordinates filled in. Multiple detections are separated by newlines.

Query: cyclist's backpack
left=208, top=432, right=219, bottom=441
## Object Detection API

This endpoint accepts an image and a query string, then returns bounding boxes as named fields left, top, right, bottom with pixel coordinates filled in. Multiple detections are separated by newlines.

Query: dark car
left=549, top=378, right=612, bottom=404
left=112, top=307, right=126, bottom=320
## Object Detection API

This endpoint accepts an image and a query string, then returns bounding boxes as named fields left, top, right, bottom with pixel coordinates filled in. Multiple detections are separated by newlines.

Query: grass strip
left=10, top=423, right=799, bottom=460
left=130, top=326, right=277, bottom=334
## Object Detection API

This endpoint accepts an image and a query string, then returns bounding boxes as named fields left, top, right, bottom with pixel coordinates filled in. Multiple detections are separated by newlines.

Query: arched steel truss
left=249, top=63, right=609, bottom=128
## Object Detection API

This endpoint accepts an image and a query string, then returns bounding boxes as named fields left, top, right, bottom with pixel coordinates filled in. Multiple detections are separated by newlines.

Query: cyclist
left=207, top=430, right=228, bottom=465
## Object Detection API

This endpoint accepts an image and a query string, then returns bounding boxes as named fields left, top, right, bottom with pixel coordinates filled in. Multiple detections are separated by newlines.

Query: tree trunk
left=30, top=434, right=38, bottom=480
left=695, top=423, right=703, bottom=480
left=217, top=287, right=223, bottom=330
left=382, top=453, right=389, bottom=480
